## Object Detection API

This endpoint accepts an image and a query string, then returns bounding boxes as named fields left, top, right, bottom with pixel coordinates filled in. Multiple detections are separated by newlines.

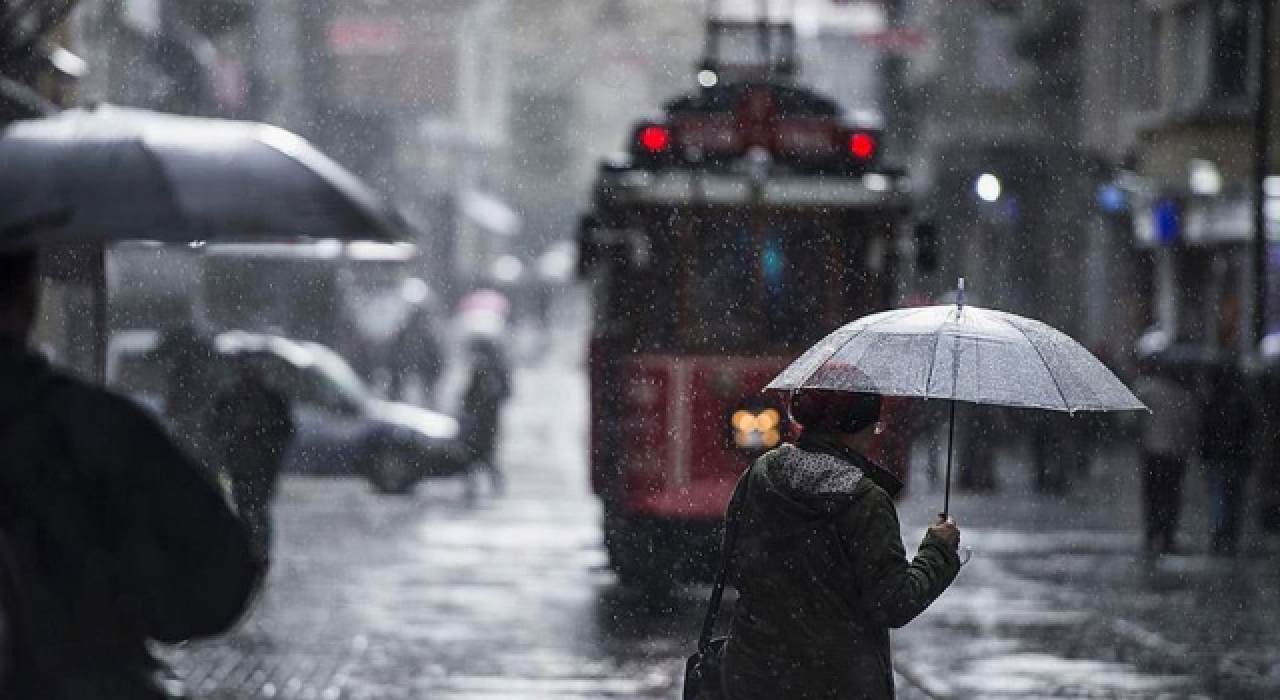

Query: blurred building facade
left=1085, top=0, right=1279, bottom=528
left=895, top=0, right=1121, bottom=352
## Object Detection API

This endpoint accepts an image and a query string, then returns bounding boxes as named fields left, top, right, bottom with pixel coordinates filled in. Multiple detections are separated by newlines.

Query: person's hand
left=929, top=515, right=961, bottom=550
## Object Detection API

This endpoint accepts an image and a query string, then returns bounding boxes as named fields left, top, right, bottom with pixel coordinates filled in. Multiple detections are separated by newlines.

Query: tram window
left=842, top=220, right=883, bottom=314
left=761, top=219, right=824, bottom=346
left=603, top=217, right=678, bottom=351
left=690, top=218, right=753, bottom=351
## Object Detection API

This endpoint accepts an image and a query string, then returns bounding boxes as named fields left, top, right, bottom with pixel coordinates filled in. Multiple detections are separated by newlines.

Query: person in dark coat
left=1198, top=362, right=1254, bottom=556
left=212, top=358, right=295, bottom=564
left=389, top=306, right=446, bottom=406
left=1131, top=359, right=1201, bottom=556
left=0, top=250, right=262, bottom=699
left=722, top=390, right=962, bottom=700
left=460, top=336, right=512, bottom=495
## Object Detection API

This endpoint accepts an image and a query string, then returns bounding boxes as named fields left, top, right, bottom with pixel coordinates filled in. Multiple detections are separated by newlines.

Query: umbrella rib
left=924, top=314, right=947, bottom=400
left=795, top=306, right=934, bottom=389
left=133, top=132, right=198, bottom=237
left=1007, top=317, right=1071, bottom=410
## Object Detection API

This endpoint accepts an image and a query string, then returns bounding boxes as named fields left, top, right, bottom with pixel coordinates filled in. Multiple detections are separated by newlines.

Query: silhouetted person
left=389, top=306, right=446, bottom=406
left=1198, top=363, right=1254, bottom=556
left=212, top=359, right=295, bottom=564
left=460, top=336, right=511, bottom=495
left=0, top=250, right=261, bottom=698
left=1132, top=360, right=1201, bottom=555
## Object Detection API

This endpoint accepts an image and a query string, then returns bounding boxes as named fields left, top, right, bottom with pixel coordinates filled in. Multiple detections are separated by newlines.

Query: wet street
left=169, top=327, right=1280, bottom=700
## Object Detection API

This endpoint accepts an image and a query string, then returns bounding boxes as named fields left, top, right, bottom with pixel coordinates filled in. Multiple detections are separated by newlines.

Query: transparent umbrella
left=767, top=280, right=1147, bottom=516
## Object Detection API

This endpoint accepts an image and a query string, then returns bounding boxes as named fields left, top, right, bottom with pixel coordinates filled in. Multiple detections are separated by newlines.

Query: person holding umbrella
left=0, top=250, right=262, bottom=698
left=697, top=281, right=1145, bottom=699
left=720, top=388, right=962, bottom=700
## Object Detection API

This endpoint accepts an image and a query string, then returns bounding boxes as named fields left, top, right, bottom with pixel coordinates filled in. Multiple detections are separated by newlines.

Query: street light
left=975, top=173, right=1001, bottom=202
left=1188, top=158, right=1223, bottom=197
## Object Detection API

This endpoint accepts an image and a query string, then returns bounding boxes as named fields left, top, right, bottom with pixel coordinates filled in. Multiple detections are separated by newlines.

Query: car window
left=296, top=365, right=362, bottom=415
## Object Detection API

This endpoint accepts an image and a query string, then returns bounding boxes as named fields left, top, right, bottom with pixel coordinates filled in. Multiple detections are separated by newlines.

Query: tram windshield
left=594, top=206, right=891, bottom=354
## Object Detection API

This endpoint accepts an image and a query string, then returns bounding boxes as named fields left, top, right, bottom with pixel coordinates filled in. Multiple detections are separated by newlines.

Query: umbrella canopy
left=768, top=303, right=1146, bottom=413
left=0, top=104, right=413, bottom=250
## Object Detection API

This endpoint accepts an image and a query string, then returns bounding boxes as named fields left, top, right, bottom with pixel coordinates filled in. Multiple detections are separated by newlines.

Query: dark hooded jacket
left=0, top=338, right=262, bottom=698
left=722, top=433, right=960, bottom=700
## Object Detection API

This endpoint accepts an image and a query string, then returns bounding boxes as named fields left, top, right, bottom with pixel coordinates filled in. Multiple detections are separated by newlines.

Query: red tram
left=576, top=17, right=912, bottom=588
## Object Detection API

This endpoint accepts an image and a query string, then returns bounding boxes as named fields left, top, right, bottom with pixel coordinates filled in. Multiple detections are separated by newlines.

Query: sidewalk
left=890, top=434, right=1280, bottom=699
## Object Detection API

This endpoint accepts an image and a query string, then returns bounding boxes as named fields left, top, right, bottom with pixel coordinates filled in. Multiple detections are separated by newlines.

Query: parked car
left=213, top=331, right=469, bottom=493
left=107, top=329, right=469, bottom=494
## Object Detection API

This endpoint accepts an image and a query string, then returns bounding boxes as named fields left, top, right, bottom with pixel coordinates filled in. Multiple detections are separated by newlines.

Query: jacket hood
left=751, top=444, right=863, bottom=534
left=750, top=433, right=902, bottom=531
left=0, top=337, right=53, bottom=431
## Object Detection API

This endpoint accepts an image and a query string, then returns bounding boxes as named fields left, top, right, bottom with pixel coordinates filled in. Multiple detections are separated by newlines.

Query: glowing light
left=757, top=409, right=780, bottom=431
left=849, top=132, right=876, bottom=159
left=697, top=70, right=718, bottom=88
left=732, top=410, right=757, bottom=433
left=975, top=174, right=1001, bottom=202
left=639, top=126, right=671, bottom=153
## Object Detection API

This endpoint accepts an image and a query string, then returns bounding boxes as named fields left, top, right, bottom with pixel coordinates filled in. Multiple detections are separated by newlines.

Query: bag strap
left=697, top=469, right=751, bottom=651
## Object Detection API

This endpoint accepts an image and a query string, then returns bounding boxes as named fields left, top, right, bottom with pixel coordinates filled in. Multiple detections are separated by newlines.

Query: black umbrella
left=0, top=104, right=413, bottom=249
left=0, top=104, right=416, bottom=380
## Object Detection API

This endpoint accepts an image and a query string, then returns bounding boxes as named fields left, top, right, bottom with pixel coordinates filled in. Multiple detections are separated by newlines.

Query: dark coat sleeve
left=68, top=387, right=264, bottom=643
left=837, top=487, right=960, bottom=629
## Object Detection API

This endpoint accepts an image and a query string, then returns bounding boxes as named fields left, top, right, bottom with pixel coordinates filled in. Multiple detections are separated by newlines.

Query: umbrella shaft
left=942, top=400, right=955, bottom=519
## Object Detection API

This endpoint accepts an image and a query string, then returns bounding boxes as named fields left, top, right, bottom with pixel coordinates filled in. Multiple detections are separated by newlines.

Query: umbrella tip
left=957, top=277, right=965, bottom=310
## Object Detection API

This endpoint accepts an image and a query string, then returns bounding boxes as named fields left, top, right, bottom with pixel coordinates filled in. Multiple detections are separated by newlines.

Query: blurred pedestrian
left=1198, top=362, right=1254, bottom=556
left=0, top=250, right=261, bottom=699
left=1131, top=358, right=1201, bottom=556
left=212, top=359, right=295, bottom=565
left=721, top=389, right=962, bottom=700
left=459, top=336, right=512, bottom=496
left=389, top=305, right=446, bottom=407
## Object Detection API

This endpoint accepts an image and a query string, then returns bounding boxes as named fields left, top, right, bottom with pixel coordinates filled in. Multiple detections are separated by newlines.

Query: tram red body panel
left=615, top=354, right=791, bottom=518
left=590, top=347, right=913, bottom=520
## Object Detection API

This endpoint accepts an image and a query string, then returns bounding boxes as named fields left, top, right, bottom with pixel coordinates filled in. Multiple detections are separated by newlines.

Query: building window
left=1210, top=0, right=1251, bottom=101
left=1121, top=0, right=1159, bottom=110
left=973, top=14, right=1035, bottom=92
left=1164, top=0, right=1256, bottom=112
left=1169, top=2, right=1212, bottom=111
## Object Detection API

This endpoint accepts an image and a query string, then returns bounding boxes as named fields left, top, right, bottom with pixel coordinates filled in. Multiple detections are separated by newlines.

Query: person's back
left=1199, top=365, right=1252, bottom=462
left=0, top=251, right=261, bottom=699
left=1131, top=371, right=1200, bottom=458
left=460, top=339, right=511, bottom=459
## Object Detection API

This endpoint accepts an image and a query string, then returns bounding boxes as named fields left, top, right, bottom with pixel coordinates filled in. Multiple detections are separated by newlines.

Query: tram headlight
left=731, top=408, right=783, bottom=450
